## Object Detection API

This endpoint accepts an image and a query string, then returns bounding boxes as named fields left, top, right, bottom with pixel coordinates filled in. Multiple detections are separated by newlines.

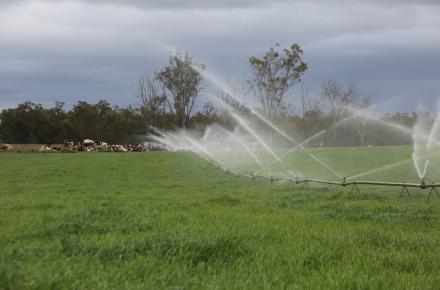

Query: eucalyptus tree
left=156, top=51, right=204, bottom=128
left=249, top=43, right=308, bottom=118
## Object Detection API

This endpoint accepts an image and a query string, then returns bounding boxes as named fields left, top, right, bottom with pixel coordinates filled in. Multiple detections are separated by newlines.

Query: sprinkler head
left=420, top=178, right=427, bottom=189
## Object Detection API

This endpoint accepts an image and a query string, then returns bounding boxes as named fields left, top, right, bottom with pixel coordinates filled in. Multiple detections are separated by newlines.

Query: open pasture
left=1, top=150, right=440, bottom=289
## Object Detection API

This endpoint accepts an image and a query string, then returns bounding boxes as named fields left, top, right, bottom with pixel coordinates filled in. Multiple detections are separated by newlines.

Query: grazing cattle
left=64, top=140, right=74, bottom=148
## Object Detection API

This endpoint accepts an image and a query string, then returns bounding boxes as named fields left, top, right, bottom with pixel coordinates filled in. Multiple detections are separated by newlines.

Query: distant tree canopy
left=0, top=101, right=145, bottom=144
left=0, top=102, right=66, bottom=144
left=0, top=95, right=420, bottom=146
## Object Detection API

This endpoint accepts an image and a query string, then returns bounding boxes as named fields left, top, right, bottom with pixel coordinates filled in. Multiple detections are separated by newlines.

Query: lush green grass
left=1, top=151, right=440, bottom=289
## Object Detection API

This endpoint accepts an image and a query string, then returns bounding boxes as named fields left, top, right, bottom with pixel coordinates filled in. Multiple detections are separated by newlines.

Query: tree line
left=0, top=43, right=421, bottom=145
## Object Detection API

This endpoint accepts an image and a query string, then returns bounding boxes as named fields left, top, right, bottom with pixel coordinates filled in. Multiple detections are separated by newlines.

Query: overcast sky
left=1, top=0, right=439, bottom=113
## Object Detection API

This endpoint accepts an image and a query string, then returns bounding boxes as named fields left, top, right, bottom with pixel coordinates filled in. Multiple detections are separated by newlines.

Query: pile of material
left=60, top=139, right=166, bottom=152
left=0, top=144, right=13, bottom=151
left=38, top=145, right=62, bottom=152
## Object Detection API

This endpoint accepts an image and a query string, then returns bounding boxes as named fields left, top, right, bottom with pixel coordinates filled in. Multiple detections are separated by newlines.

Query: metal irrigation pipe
left=293, top=178, right=440, bottom=189
left=192, top=152, right=440, bottom=196
left=265, top=175, right=440, bottom=189
left=236, top=171, right=440, bottom=190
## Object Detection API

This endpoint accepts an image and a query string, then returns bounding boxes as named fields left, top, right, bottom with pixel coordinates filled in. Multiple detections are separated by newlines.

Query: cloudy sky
left=1, top=0, right=439, bottom=113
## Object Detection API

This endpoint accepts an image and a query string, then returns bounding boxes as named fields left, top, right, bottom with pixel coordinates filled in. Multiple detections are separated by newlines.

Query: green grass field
left=1, top=150, right=440, bottom=289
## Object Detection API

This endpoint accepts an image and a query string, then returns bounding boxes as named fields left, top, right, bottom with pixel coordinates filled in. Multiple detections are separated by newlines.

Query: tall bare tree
left=320, top=80, right=370, bottom=120
left=248, top=43, right=308, bottom=118
left=299, top=84, right=321, bottom=120
left=137, top=75, right=167, bottom=129
left=156, top=51, right=204, bottom=128
left=320, top=80, right=371, bottom=146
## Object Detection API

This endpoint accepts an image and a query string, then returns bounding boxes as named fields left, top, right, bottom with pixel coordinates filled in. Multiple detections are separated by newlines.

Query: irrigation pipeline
left=249, top=175, right=440, bottom=189
left=200, top=154, right=440, bottom=201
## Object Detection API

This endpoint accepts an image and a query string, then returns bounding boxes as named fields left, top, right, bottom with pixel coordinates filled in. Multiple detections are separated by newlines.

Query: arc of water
left=183, top=135, right=231, bottom=172
left=183, top=136, right=213, bottom=159
left=150, top=135, right=178, bottom=150
left=422, top=116, right=440, bottom=179
left=288, top=170, right=297, bottom=177
left=353, top=108, right=413, bottom=136
left=253, top=129, right=326, bottom=175
left=347, top=150, right=440, bottom=181
left=228, top=130, right=264, bottom=167
left=151, top=124, right=265, bottom=175
left=412, top=152, right=423, bottom=179
left=229, top=111, right=282, bottom=163
left=309, top=153, right=344, bottom=179
left=189, top=64, right=236, bottom=98
left=418, top=151, right=440, bottom=180
left=346, top=159, right=412, bottom=180
left=203, top=124, right=264, bottom=167
left=347, top=108, right=440, bottom=147
left=150, top=126, right=181, bottom=148
left=412, top=113, right=440, bottom=181
left=195, top=66, right=296, bottom=144
left=347, top=158, right=412, bottom=181
left=150, top=126, right=190, bottom=151
left=422, top=160, right=430, bottom=179
left=248, top=107, right=296, bottom=144
left=150, top=126, right=180, bottom=143
left=252, top=110, right=357, bottom=176
left=427, top=116, right=440, bottom=149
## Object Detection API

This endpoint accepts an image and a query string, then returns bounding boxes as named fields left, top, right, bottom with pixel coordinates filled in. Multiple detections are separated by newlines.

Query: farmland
left=1, top=151, right=440, bottom=289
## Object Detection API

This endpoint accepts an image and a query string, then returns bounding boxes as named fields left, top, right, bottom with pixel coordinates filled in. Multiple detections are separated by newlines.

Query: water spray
left=229, top=111, right=282, bottom=163
left=309, top=153, right=344, bottom=179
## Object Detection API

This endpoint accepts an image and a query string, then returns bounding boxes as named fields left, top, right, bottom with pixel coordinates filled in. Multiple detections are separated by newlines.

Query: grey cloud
left=1, top=0, right=440, bottom=9
left=0, top=0, right=439, bottom=111
left=0, top=0, right=288, bottom=9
